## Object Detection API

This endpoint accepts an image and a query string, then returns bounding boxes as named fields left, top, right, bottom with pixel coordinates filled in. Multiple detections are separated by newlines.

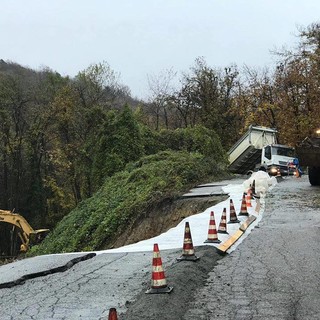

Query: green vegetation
left=30, top=150, right=228, bottom=254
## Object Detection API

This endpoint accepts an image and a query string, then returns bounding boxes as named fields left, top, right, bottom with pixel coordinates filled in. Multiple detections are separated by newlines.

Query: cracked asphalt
left=1, top=176, right=320, bottom=319
left=0, top=250, right=176, bottom=319
left=184, top=176, right=320, bottom=319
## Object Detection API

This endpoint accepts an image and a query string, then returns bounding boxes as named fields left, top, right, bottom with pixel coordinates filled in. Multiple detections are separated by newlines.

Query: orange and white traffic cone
left=218, top=208, right=228, bottom=234
left=255, top=198, right=261, bottom=214
left=276, top=168, right=281, bottom=177
left=246, top=189, right=252, bottom=208
left=177, top=222, right=199, bottom=261
left=239, top=193, right=249, bottom=216
left=108, top=308, right=118, bottom=320
left=204, top=211, right=221, bottom=243
left=145, top=243, right=173, bottom=294
left=251, top=180, right=256, bottom=197
left=228, top=199, right=240, bottom=223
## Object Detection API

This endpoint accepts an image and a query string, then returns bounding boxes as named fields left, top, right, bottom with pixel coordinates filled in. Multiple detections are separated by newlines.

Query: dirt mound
left=120, top=245, right=224, bottom=320
left=109, top=195, right=228, bottom=249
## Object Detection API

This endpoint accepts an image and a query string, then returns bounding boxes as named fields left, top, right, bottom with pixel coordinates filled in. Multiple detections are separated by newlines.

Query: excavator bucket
left=29, top=229, right=50, bottom=244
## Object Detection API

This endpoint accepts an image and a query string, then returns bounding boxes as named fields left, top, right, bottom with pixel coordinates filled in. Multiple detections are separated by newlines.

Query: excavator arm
left=0, top=209, right=49, bottom=252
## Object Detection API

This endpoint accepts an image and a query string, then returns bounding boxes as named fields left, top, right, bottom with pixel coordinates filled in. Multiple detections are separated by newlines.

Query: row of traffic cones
left=107, top=189, right=255, bottom=317
left=204, top=194, right=249, bottom=244
left=144, top=192, right=253, bottom=294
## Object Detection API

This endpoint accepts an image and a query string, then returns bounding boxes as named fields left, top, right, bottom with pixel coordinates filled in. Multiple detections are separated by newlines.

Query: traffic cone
left=239, top=193, right=249, bottom=216
left=204, top=211, right=221, bottom=243
left=218, top=208, right=228, bottom=234
left=255, top=198, right=261, bottom=214
left=145, top=243, right=173, bottom=294
left=228, top=199, right=240, bottom=223
left=251, top=180, right=256, bottom=197
left=108, top=308, right=118, bottom=320
left=246, top=189, right=252, bottom=208
left=177, top=222, right=199, bottom=261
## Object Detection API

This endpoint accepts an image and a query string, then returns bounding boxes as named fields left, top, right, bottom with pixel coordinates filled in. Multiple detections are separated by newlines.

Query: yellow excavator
left=0, top=209, right=49, bottom=252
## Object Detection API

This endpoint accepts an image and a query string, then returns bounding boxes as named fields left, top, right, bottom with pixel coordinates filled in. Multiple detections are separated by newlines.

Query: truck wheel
left=308, top=167, right=320, bottom=186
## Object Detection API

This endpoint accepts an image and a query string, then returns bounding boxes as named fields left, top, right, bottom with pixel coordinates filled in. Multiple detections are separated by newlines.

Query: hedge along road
left=2, top=176, right=317, bottom=319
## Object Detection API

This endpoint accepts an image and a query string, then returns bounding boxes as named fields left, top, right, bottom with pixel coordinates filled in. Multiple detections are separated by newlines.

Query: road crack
left=0, top=253, right=96, bottom=289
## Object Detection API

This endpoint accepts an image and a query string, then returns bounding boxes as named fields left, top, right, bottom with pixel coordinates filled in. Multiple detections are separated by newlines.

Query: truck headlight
left=270, top=167, right=277, bottom=174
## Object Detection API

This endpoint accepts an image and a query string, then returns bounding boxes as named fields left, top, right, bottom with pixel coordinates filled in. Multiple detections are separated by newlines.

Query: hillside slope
left=30, top=151, right=229, bottom=255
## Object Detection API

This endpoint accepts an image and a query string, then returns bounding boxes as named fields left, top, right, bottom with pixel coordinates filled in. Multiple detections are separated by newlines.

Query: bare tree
left=147, top=68, right=177, bottom=130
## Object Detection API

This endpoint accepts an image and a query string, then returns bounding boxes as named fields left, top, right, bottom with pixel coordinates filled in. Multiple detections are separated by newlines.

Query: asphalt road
left=183, top=176, right=320, bottom=319
left=1, top=175, right=320, bottom=319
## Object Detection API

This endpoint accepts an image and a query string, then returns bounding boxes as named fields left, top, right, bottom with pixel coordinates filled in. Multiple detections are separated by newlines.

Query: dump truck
left=228, top=125, right=296, bottom=176
left=295, top=128, right=320, bottom=186
left=0, top=210, right=49, bottom=252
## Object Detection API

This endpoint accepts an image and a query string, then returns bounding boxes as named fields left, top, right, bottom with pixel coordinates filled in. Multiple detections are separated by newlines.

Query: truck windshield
left=272, top=146, right=295, bottom=157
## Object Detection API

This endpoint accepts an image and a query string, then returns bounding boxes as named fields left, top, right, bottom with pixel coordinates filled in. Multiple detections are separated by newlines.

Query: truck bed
left=228, top=145, right=262, bottom=174
left=228, top=125, right=277, bottom=175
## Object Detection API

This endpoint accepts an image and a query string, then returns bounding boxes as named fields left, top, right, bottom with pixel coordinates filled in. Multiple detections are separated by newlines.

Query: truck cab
left=228, top=125, right=296, bottom=176
left=261, top=144, right=296, bottom=176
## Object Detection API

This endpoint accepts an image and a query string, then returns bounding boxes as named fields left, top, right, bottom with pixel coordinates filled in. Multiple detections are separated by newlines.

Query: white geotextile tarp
left=243, top=171, right=277, bottom=195
left=47, top=177, right=277, bottom=257
left=95, top=177, right=276, bottom=255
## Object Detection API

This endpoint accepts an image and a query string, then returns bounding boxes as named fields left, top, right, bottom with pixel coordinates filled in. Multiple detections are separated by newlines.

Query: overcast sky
left=1, top=1, right=319, bottom=100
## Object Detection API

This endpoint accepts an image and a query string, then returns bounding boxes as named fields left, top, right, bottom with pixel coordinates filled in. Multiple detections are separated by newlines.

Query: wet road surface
left=184, top=176, right=320, bottom=319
